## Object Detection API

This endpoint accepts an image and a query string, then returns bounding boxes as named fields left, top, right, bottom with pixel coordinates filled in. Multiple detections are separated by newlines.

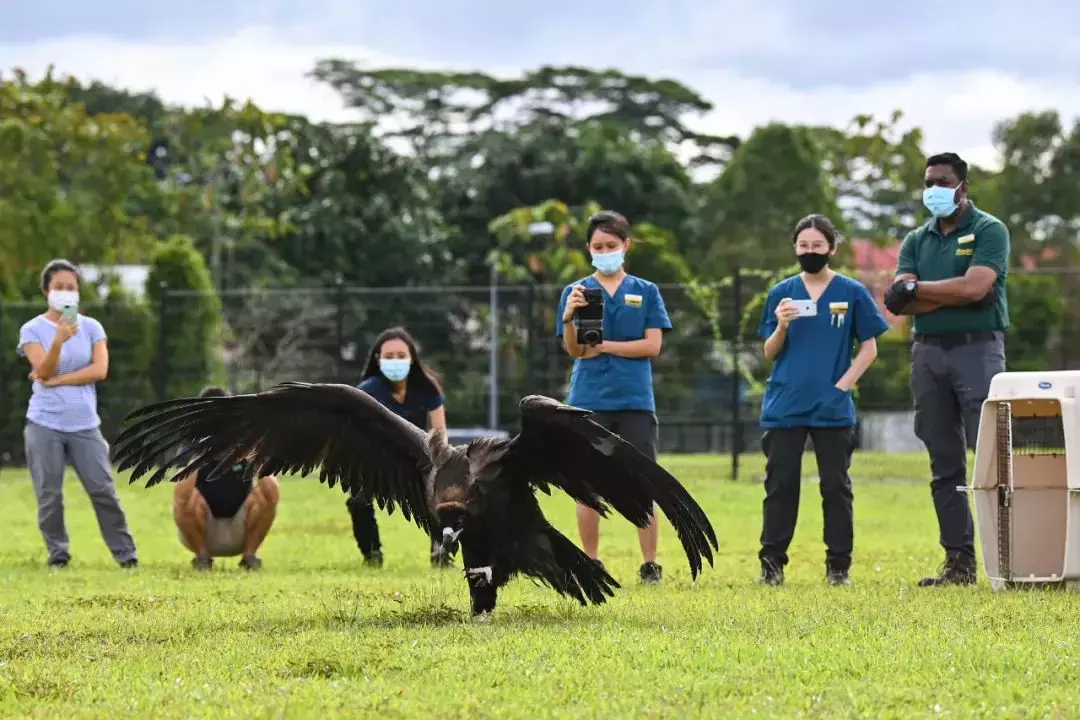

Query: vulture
left=110, top=382, right=719, bottom=616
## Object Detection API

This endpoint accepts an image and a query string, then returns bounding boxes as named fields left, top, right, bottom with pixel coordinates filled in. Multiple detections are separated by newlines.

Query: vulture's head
left=425, top=428, right=508, bottom=555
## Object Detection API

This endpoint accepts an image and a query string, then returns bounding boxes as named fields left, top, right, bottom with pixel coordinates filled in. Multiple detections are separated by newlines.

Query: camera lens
left=584, top=330, right=600, bottom=345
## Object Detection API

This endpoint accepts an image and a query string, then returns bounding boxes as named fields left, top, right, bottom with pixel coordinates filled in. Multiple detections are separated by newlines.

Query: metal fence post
left=523, top=282, right=535, bottom=394
left=334, top=274, right=345, bottom=382
left=731, top=268, right=743, bottom=481
left=488, top=265, right=500, bottom=431
left=0, top=298, right=6, bottom=467
left=156, top=282, right=169, bottom=402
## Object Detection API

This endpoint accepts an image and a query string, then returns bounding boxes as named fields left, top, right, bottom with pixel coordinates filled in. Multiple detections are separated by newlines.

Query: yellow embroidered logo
left=956, top=248, right=973, bottom=256
left=828, top=302, right=848, bottom=314
left=624, top=293, right=643, bottom=307
left=958, top=234, right=975, bottom=244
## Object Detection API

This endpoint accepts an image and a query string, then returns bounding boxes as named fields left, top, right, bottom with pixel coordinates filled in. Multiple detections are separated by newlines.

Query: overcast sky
left=3, top=0, right=1079, bottom=171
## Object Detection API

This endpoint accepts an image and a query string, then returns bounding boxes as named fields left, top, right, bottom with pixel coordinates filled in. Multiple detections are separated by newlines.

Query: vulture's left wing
left=111, top=381, right=435, bottom=533
left=500, top=395, right=718, bottom=580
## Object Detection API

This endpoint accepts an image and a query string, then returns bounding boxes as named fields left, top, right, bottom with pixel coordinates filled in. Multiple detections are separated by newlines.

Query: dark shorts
left=588, top=411, right=659, bottom=461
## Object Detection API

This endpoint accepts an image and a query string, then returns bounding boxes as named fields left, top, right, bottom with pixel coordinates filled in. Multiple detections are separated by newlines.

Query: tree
left=813, top=111, right=927, bottom=244
left=311, top=63, right=739, bottom=169
left=271, top=120, right=454, bottom=288
left=0, top=68, right=165, bottom=297
left=699, top=123, right=841, bottom=276
left=990, top=111, right=1080, bottom=267
left=144, top=100, right=311, bottom=291
left=314, top=63, right=735, bottom=285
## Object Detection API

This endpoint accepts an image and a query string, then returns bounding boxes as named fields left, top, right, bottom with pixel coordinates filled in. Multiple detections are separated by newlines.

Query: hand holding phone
left=788, top=299, right=817, bottom=318
left=60, top=305, right=78, bottom=325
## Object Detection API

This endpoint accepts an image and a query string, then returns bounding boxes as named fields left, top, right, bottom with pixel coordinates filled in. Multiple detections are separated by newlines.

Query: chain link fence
left=3, top=269, right=1078, bottom=470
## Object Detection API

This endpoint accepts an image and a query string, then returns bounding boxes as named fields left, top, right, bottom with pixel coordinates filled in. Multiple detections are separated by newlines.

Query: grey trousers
left=24, top=421, right=138, bottom=565
left=910, top=331, right=1006, bottom=559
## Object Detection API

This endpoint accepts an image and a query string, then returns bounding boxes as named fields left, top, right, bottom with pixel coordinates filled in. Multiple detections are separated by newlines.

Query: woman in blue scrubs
left=756, top=214, right=890, bottom=587
left=556, top=210, right=673, bottom=585
left=346, top=327, right=450, bottom=568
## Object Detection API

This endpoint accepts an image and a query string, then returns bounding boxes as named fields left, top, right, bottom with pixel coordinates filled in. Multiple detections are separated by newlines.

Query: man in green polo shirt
left=884, top=152, right=1009, bottom=588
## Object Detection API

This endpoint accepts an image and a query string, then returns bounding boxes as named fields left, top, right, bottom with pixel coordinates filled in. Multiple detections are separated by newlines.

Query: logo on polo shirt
left=956, top=248, right=973, bottom=256
left=624, top=293, right=643, bottom=308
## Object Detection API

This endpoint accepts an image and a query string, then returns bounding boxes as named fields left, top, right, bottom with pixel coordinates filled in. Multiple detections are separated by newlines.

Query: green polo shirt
left=896, top=201, right=1010, bottom=334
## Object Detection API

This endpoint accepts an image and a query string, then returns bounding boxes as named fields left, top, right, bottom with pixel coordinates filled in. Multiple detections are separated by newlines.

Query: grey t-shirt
left=17, top=313, right=107, bottom=432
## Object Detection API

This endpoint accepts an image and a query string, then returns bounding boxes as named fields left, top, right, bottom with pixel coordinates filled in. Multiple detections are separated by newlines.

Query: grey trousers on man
left=24, top=421, right=138, bottom=565
left=910, top=331, right=1006, bottom=559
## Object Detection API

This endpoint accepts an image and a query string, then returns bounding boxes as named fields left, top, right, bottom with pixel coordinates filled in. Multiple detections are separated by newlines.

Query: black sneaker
left=239, top=555, right=262, bottom=571
left=639, top=561, right=663, bottom=585
left=918, top=554, right=976, bottom=587
left=119, top=559, right=139, bottom=569
left=826, top=566, right=851, bottom=587
left=759, top=559, right=784, bottom=586
left=47, top=557, right=69, bottom=570
left=192, top=554, right=213, bottom=571
left=365, top=550, right=385, bottom=568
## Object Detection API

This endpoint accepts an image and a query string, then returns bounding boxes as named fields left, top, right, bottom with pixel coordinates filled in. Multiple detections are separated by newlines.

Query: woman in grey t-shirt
left=16, top=259, right=138, bottom=569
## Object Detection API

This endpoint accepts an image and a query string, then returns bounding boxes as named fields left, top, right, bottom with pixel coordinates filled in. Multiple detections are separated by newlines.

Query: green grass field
left=1, top=451, right=1077, bottom=719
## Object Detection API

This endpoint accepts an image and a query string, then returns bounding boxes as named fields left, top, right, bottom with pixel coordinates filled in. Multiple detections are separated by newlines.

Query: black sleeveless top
left=195, top=458, right=253, bottom=519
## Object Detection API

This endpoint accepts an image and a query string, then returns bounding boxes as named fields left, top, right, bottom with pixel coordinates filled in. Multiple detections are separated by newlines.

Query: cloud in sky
left=2, top=0, right=1079, bottom=171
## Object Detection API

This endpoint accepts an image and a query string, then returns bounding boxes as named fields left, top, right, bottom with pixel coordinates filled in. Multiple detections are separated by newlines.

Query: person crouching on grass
left=756, top=214, right=890, bottom=587
left=172, top=386, right=280, bottom=571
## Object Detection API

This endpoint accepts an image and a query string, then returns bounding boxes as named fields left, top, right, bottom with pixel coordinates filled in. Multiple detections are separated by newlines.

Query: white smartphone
left=60, top=305, right=78, bottom=324
left=788, top=299, right=817, bottom=317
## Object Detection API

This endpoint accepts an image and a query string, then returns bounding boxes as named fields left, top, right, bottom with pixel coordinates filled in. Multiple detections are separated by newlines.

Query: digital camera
left=575, top=288, right=604, bottom=346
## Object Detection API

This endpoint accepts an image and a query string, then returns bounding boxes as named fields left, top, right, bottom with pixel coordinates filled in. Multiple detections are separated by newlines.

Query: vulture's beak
left=440, top=526, right=462, bottom=555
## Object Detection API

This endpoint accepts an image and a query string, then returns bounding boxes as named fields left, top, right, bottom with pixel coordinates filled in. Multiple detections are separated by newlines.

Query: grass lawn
left=1, top=451, right=1077, bottom=719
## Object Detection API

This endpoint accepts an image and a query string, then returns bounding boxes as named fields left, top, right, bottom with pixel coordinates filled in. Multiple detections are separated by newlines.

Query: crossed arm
left=891, top=266, right=998, bottom=315
left=23, top=341, right=109, bottom=386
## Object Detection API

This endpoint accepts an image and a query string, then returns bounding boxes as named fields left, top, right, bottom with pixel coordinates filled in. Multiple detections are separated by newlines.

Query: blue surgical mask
left=923, top=185, right=960, bottom=218
left=591, top=249, right=625, bottom=275
left=379, top=358, right=410, bottom=383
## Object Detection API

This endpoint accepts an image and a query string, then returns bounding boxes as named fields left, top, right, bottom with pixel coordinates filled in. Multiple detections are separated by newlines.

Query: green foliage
left=700, top=123, right=840, bottom=276
left=310, top=62, right=738, bottom=168
left=812, top=111, right=927, bottom=243
left=146, top=235, right=221, bottom=399
left=990, top=111, right=1080, bottom=267
left=89, top=282, right=156, bottom=441
left=1005, top=273, right=1065, bottom=371
left=0, top=68, right=165, bottom=295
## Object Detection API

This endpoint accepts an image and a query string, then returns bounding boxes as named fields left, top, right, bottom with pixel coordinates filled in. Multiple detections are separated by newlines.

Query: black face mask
left=797, top=252, right=830, bottom=274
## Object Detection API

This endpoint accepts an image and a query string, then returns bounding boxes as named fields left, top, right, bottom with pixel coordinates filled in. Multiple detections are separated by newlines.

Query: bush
left=1004, top=273, right=1063, bottom=371
left=145, top=235, right=222, bottom=400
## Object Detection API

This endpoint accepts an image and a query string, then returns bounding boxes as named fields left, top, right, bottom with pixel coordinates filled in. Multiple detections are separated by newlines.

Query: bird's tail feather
left=537, top=526, right=620, bottom=606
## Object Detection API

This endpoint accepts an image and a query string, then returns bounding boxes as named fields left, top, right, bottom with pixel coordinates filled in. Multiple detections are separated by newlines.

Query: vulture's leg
left=461, top=539, right=497, bottom=615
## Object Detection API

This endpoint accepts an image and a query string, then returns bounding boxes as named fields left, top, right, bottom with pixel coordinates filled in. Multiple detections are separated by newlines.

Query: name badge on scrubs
left=829, top=302, right=848, bottom=327
left=624, top=293, right=643, bottom=308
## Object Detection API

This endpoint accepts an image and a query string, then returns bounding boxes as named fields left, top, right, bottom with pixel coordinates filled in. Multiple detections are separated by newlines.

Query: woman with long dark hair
left=346, top=326, right=451, bottom=568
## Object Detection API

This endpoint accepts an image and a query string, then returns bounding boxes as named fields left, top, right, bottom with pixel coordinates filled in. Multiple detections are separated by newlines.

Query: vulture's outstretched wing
left=111, top=382, right=435, bottom=533
left=501, top=395, right=718, bottom=580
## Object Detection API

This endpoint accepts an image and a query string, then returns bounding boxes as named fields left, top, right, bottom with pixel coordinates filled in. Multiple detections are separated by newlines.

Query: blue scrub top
left=757, top=273, right=889, bottom=428
left=556, top=274, right=672, bottom=413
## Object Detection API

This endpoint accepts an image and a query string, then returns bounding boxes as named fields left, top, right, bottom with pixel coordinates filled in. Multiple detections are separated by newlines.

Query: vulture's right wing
left=500, top=395, right=718, bottom=580
left=111, top=382, right=435, bottom=533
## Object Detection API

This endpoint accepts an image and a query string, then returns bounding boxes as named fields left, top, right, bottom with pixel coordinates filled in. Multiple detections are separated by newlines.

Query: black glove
left=884, top=278, right=918, bottom=315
